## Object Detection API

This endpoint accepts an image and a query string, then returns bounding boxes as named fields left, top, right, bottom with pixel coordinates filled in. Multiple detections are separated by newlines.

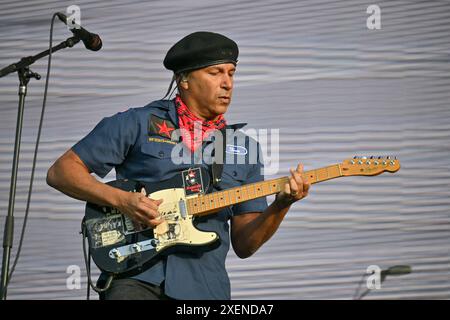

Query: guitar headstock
left=340, top=156, right=400, bottom=176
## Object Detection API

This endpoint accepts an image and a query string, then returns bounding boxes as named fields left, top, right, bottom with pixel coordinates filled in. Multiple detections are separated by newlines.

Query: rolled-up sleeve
left=72, top=108, right=139, bottom=178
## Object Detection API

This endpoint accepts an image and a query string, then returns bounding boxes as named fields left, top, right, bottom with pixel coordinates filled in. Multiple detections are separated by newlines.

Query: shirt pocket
left=140, top=140, right=176, bottom=159
left=139, top=141, right=179, bottom=181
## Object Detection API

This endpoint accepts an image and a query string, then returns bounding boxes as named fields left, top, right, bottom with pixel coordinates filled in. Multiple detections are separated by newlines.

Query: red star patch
left=156, top=120, right=175, bottom=138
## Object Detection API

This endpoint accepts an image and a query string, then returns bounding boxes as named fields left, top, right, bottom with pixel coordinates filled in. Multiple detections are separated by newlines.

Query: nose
left=221, top=74, right=233, bottom=91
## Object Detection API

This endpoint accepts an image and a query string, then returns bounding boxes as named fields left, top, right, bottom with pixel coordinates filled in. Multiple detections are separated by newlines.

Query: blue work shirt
left=72, top=99, right=268, bottom=300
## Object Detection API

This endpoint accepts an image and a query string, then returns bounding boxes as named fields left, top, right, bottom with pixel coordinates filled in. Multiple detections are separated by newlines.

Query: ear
left=180, top=79, right=189, bottom=90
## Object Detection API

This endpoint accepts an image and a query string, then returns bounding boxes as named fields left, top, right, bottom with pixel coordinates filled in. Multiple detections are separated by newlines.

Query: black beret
left=164, top=31, right=239, bottom=74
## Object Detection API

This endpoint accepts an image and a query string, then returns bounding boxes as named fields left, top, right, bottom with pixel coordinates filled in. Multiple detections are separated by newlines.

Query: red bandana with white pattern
left=175, top=94, right=227, bottom=152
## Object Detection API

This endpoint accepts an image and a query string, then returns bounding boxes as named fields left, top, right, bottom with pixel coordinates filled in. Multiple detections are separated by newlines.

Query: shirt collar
left=150, top=99, right=248, bottom=130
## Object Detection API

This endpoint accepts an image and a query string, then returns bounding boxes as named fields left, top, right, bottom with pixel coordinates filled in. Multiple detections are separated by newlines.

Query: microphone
left=56, top=12, right=102, bottom=51
left=381, top=265, right=412, bottom=282
left=353, top=265, right=412, bottom=299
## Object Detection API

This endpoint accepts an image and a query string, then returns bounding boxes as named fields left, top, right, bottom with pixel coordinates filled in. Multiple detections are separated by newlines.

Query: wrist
left=273, top=194, right=293, bottom=211
left=109, top=187, right=128, bottom=209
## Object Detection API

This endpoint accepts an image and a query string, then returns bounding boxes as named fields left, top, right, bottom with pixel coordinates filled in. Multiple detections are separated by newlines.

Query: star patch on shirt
left=148, top=115, right=176, bottom=139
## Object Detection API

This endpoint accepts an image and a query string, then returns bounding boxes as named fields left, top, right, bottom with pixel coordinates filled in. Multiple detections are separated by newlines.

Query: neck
left=178, top=94, right=219, bottom=121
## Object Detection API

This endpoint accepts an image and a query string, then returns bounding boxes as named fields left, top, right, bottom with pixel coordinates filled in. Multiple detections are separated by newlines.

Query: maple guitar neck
left=188, top=164, right=342, bottom=217
left=188, top=156, right=400, bottom=217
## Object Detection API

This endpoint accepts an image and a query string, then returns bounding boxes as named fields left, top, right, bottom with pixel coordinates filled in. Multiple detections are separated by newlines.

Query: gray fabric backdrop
left=0, top=0, right=449, bottom=299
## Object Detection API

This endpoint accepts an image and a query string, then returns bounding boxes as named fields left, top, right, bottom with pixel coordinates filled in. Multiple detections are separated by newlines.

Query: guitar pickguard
left=148, top=188, right=217, bottom=252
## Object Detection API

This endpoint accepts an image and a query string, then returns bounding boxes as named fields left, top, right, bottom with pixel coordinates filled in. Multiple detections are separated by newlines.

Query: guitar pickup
left=179, top=199, right=187, bottom=218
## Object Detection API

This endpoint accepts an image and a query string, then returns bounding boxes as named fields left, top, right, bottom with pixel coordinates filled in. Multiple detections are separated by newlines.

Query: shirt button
left=158, top=151, right=165, bottom=157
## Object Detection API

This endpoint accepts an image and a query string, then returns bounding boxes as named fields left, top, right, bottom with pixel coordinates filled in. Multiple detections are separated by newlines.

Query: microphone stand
left=0, top=35, right=81, bottom=300
left=356, top=287, right=372, bottom=300
left=353, top=271, right=387, bottom=300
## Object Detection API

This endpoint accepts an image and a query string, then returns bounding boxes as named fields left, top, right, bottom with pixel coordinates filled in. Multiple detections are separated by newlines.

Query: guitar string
left=188, top=164, right=347, bottom=215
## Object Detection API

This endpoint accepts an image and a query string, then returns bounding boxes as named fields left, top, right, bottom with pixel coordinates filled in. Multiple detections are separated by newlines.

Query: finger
left=141, top=197, right=163, bottom=211
left=145, top=197, right=164, bottom=204
left=136, top=209, right=164, bottom=227
left=134, top=199, right=161, bottom=219
left=288, top=175, right=299, bottom=196
left=303, top=180, right=311, bottom=193
left=284, top=182, right=291, bottom=195
left=290, top=176, right=298, bottom=192
left=289, top=169, right=303, bottom=193
left=291, top=167, right=304, bottom=186
left=297, top=163, right=311, bottom=189
left=144, top=197, right=164, bottom=207
left=132, top=211, right=150, bottom=226
left=296, top=163, right=309, bottom=183
left=145, top=208, right=162, bottom=220
left=148, top=217, right=165, bottom=227
left=139, top=201, right=159, bottom=215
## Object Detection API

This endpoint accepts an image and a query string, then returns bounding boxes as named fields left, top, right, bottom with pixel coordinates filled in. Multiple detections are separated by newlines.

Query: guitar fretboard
left=188, top=164, right=342, bottom=216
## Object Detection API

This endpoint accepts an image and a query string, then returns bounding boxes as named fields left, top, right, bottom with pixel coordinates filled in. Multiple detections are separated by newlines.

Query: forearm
left=233, top=199, right=291, bottom=258
left=46, top=151, right=126, bottom=208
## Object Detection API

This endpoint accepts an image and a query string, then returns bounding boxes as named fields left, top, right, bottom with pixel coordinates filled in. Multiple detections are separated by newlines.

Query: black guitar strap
left=210, top=123, right=247, bottom=189
left=210, top=127, right=225, bottom=188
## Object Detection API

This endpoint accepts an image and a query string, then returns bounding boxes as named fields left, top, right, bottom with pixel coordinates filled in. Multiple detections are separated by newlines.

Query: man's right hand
left=47, top=149, right=165, bottom=229
left=117, top=191, right=164, bottom=228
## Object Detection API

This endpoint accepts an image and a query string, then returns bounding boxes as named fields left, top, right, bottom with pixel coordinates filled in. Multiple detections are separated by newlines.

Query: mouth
left=218, top=96, right=230, bottom=102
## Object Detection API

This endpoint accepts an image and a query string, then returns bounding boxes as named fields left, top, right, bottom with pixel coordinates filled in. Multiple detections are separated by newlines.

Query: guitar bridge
left=109, top=239, right=159, bottom=261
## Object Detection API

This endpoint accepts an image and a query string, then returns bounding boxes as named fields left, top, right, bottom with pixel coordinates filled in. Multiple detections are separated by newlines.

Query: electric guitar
left=83, top=156, right=400, bottom=278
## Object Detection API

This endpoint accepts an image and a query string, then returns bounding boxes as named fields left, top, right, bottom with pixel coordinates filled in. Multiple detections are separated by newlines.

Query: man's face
left=180, top=63, right=236, bottom=120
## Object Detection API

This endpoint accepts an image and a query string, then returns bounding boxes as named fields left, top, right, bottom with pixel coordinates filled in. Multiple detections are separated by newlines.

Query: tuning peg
left=353, top=156, right=359, bottom=159
left=370, top=156, right=374, bottom=159
left=361, top=156, right=367, bottom=160
left=387, top=156, right=391, bottom=160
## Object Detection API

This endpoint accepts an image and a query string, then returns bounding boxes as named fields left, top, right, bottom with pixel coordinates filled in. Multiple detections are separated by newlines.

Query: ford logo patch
left=226, top=145, right=248, bottom=155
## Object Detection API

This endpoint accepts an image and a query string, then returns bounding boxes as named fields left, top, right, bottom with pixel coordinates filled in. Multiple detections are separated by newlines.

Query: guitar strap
left=210, top=127, right=225, bottom=188
left=209, top=123, right=247, bottom=189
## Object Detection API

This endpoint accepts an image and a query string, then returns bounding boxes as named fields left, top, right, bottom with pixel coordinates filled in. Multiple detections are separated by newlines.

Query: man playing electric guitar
left=47, top=32, right=310, bottom=300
